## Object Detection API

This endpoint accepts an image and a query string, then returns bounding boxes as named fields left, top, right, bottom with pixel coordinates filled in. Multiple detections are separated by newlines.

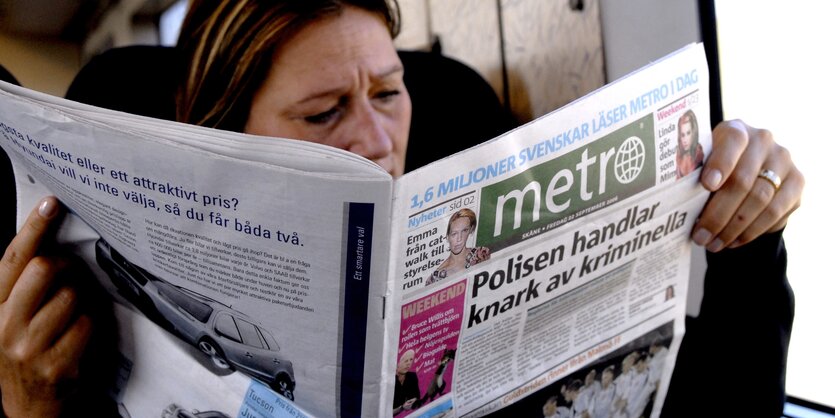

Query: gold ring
left=758, top=169, right=782, bottom=191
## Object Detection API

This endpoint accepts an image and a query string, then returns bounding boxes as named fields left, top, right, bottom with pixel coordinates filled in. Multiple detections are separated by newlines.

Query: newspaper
left=0, top=43, right=710, bottom=418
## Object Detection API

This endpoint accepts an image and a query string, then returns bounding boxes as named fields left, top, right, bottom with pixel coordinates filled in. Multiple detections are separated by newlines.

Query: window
left=159, top=0, right=188, bottom=46
left=260, top=328, right=280, bottom=352
left=714, top=0, right=835, bottom=409
left=237, top=319, right=264, bottom=349
left=214, top=313, right=241, bottom=343
left=156, top=282, right=213, bottom=323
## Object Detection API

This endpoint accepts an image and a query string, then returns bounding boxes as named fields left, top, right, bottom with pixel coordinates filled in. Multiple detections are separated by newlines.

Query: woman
left=427, top=208, right=491, bottom=286
left=0, top=0, right=803, bottom=417
left=675, top=109, right=704, bottom=178
left=393, top=349, right=419, bottom=415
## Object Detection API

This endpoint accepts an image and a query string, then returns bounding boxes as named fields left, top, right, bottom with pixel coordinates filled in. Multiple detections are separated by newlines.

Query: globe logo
left=614, top=136, right=645, bottom=184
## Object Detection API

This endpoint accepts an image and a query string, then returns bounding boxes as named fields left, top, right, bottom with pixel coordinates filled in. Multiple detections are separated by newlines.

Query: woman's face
left=678, top=116, right=693, bottom=150
left=447, top=218, right=473, bottom=255
left=245, top=6, right=412, bottom=177
left=397, top=350, right=414, bottom=374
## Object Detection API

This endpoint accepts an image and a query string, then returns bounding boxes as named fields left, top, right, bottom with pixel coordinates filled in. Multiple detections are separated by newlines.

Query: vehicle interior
left=0, top=0, right=832, bottom=416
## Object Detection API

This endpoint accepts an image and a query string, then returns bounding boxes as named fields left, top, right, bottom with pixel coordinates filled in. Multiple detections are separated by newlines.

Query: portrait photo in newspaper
left=674, top=110, right=704, bottom=179
left=395, top=280, right=467, bottom=417
left=426, top=208, right=492, bottom=287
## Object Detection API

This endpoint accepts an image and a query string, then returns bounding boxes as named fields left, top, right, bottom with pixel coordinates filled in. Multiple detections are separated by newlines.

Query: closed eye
left=304, top=107, right=340, bottom=125
left=375, top=89, right=401, bottom=102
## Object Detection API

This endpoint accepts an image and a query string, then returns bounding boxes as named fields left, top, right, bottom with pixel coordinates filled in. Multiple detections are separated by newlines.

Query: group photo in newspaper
left=1, top=42, right=737, bottom=418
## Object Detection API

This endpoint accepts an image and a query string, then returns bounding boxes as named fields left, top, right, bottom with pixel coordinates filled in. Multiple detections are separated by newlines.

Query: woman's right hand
left=0, top=197, right=91, bottom=418
left=691, top=120, right=803, bottom=251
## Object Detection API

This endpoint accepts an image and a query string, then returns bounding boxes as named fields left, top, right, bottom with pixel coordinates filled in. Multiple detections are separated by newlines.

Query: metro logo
left=477, top=114, right=655, bottom=251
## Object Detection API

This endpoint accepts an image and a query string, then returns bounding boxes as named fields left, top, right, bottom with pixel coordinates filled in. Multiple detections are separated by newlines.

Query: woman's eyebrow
left=295, top=64, right=405, bottom=105
left=373, top=63, right=405, bottom=80
left=295, top=88, right=345, bottom=106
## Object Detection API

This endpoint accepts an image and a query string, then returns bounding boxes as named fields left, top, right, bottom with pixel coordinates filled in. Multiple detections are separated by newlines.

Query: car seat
left=1, top=64, right=20, bottom=248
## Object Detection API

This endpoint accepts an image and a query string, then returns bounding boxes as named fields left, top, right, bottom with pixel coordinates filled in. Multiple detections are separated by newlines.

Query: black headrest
left=399, top=50, right=517, bottom=170
left=0, top=64, right=20, bottom=86
left=66, top=46, right=181, bottom=121
left=1, top=63, right=20, bottom=248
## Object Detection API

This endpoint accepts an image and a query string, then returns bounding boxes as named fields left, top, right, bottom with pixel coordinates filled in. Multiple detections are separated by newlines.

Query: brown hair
left=447, top=208, right=477, bottom=234
left=176, top=0, right=400, bottom=132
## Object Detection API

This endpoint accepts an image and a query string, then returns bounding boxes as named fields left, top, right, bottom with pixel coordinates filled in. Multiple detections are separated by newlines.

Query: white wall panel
left=427, top=0, right=505, bottom=102
left=501, top=0, right=604, bottom=120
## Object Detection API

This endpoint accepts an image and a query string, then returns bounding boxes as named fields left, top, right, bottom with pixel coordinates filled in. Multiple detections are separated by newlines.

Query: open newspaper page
left=385, top=43, right=710, bottom=418
left=0, top=82, right=394, bottom=418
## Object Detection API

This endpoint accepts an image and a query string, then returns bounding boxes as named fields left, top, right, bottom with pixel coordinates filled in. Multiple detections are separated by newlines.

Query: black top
left=393, top=371, right=421, bottom=411
left=662, top=230, right=793, bottom=417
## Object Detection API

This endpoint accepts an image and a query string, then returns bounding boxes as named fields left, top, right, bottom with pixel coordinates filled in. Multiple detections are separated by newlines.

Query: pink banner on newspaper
left=393, top=280, right=466, bottom=416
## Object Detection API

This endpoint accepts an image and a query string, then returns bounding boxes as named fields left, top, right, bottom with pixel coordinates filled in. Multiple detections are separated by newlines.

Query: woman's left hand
left=0, top=198, right=92, bottom=418
left=691, top=120, right=804, bottom=252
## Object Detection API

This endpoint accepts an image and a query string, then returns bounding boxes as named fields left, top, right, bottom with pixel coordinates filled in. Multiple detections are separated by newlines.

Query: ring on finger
left=757, top=168, right=782, bottom=191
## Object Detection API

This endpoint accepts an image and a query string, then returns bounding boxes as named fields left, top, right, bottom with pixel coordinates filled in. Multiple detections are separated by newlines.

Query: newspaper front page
left=386, top=44, right=710, bottom=418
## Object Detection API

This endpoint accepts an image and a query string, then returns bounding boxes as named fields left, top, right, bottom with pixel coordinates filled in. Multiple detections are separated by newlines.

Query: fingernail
left=706, top=238, right=724, bottom=253
left=692, top=228, right=711, bottom=246
left=38, top=198, right=58, bottom=219
left=704, top=169, right=722, bottom=190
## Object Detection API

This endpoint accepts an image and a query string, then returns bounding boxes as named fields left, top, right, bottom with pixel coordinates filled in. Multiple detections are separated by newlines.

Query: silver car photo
left=96, top=239, right=296, bottom=400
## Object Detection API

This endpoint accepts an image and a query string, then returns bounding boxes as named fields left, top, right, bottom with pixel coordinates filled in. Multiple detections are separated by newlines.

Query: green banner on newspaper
left=477, top=114, right=656, bottom=251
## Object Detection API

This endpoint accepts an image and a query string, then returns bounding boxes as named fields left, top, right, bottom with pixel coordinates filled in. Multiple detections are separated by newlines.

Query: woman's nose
left=345, top=101, right=393, bottom=161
